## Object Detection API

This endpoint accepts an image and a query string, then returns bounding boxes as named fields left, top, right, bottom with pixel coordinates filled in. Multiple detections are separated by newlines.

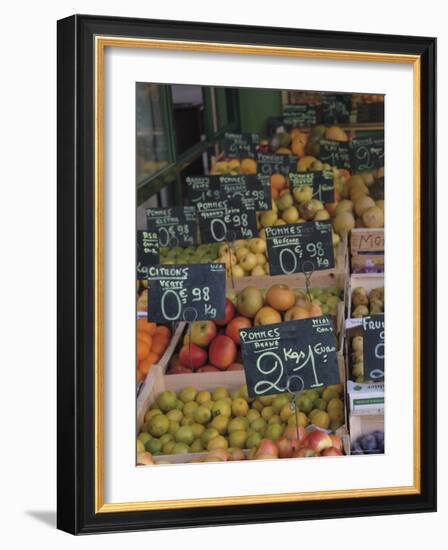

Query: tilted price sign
left=350, top=136, right=384, bottom=172
left=196, top=197, right=258, bottom=243
left=186, top=174, right=272, bottom=211
left=147, top=263, right=226, bottom=322
left=146, top=206, right=198, bottom=247
left=136, top=230, right=159, bottom=279
left=222, top=132, right=259, bottom=158
left=282, top=104, right=318, bottom=127
left=362, top=314, right=385, bottom=381
left=218, top=174, right=271, bottom=211
left=319, top=139, right=351, bottom=170
left=256, top=152, right=298, bottom=176
left=288, top=170, right=335, bottom=203
left=321, top=94, right=351, bottom=124
left=240, top=316, right=340, bottom=398
left=265, top=220, right=334, bottom=276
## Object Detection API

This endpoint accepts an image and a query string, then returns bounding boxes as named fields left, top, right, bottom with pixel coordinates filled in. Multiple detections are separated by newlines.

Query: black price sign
left=196, top=197, right=258, bottom=243
left=289, top=170, right=335, bottom=203
left=146, top=206, right=198, bottom=247
left=319, top=139, right=351, bottom=170
left=362, top=314, right=385, bottom=381
left=256, top=152, right=298, bottom=176
left=283, top=104, right=318, bottom=127
left=136, top=230, right=159, bottom=279
left=147, top=263, right=226, bottom=322
left=266, top=221, right=334, bottom=276
left=222, top=132, right=259, bottom=158
left=322, top=94, right=351, bottom=124
left=240, top=316, right=340, bottom=398
left=350, top=136, right=384, bottom=172
left=186, top=174, right=272, bottom=211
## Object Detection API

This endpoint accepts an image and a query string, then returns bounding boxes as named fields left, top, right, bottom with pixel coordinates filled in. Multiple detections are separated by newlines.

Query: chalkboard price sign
left=146, top=206, right=198, bottom=247
left=282, top=104, right=318, bottom=127
left=136, top=230, right=159, bottom=279
left=256, top=152, right=298, bottom=176
left=265, top=220, right=334, bottom=276
left=222, top=132, right=259, bottom=158
left=362, top=314, right=385, bottom=381
left=319, top=139, right=351, bottom=170
left=350, top=136, right=384, bottom=172
left=196, top=197, right=258, bottom=243
left=240, top=316, right=340, bottom=398
left=321, top=94, right=351, bottom=124
left=288, top=170, right=335, bottom=203
left=147, top=263, right=226, bottom=322
left=186, top=174, right=271, bottom=211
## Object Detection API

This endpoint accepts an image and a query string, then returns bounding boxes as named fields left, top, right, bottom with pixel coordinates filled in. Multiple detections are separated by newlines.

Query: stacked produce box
left=136, top=115, right=384, bottom=466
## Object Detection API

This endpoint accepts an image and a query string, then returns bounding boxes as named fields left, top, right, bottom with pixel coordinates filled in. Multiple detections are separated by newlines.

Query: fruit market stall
left=134, top=83, right=385, bottom=466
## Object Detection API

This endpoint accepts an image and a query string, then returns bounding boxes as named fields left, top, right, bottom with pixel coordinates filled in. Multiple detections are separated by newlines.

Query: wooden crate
left=137, top=321, right=187, bottom=393
left=350, top=228, right=384, bottom=273
left=137, top=365, right=245, bottom=433
left=349, top=414, right=384, bottom=442
left=347, top=273, right=384, bottom=319
left=227, top=236, right=348, bottom=292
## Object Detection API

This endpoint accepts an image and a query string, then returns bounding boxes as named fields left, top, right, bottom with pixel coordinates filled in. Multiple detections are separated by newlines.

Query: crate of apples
left=166, top=283, right=341, bottom=375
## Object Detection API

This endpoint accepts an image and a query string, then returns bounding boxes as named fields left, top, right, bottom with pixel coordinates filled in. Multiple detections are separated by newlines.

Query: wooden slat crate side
left=350, top=228, right=384, bottom=255
left=348, top=414, right=384, bottom=442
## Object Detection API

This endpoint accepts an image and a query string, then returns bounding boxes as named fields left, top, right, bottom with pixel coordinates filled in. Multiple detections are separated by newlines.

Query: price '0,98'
left=161, top=286, right=212, bottom=321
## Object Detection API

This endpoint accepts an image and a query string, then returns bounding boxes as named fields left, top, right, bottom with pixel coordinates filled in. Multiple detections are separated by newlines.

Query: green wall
left=238, top=88, right=283, bottom=136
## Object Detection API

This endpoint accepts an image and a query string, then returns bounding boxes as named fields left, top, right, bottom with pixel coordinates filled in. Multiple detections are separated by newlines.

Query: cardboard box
left=347, top=380, right=384, bottom=415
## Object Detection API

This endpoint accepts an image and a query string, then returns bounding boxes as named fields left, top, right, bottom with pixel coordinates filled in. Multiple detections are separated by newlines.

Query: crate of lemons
left=137, top=382, right=345, bottom=465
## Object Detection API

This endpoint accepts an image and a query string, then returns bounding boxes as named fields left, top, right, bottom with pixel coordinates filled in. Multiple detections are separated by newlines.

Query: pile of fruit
left=351, top=429, right=384, bottom=454
left=136, top=382, right=345, bottom=465
left=136, top=319, right=172, bottom=383
left=166, top=284, right=341, bottom=375
left=211, top=157, right=258, bottom=175
left=351, top=286, right=385, bottom=317
left=159, top=243, right=221, bottom=265
left=350, top=335, right=365, bottom=382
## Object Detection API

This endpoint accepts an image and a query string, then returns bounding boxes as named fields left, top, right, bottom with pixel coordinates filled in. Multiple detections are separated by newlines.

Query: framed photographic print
left=57, top=14, right=436, bottom=534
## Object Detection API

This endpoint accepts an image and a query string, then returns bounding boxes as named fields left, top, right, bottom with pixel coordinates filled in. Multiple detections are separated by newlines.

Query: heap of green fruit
left=350, top=335, right=365, bottom=382
left=351, top=286, right=384, bottom=317
left=136, top=382, right=345, bottom=464
left=159, top=243, right=221, bottom=265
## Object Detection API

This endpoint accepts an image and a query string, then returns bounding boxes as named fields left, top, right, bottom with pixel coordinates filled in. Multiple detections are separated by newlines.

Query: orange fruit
left=137, top=339, right=150, bottom=361
left=139, top=352, right=160, bottom=375
left=136, top=368, right=145, bottom=383
left=155, top=325, right=171, bottom=339
left=137, top=332, right=153, bottom=349
left=271, top=187, right=279, bottom=200
left=240, top=158, right=257, bottom=174
left=151, top=334, right=169, bottom=355
left=137, top=319, right=157, bottom=336
left=270, top=173, right=286, bottom=191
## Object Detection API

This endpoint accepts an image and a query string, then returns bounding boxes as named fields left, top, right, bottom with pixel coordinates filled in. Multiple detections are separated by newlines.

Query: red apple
left=256, top=439, right=279, bottom=459
left=214, top=299, right=235, bottom=327
left=227, top=362, right=244, bottom=371
left=225, top=316, right=252, bottom=344
left=167, top=365, right=193, bottom=375
left=179, top=343, right=207, bottom=369
left=168, top=353, right=181, bottom=370
left=183, top=320, right=217, bottom=347
left=322, top=446, right=343, bottom=457
left=293, top=448, right=316, bottom=458
left=209, top=335, right=237, bottom=369
left=329, top=434, right=343, bottom=451
left=196, top=365, right=220, bottom=373
left=283, top=425, right=306, bottom=443
left=277, top=437, right=294, bottom=458
left=305, top=431, right=333, bottom=454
